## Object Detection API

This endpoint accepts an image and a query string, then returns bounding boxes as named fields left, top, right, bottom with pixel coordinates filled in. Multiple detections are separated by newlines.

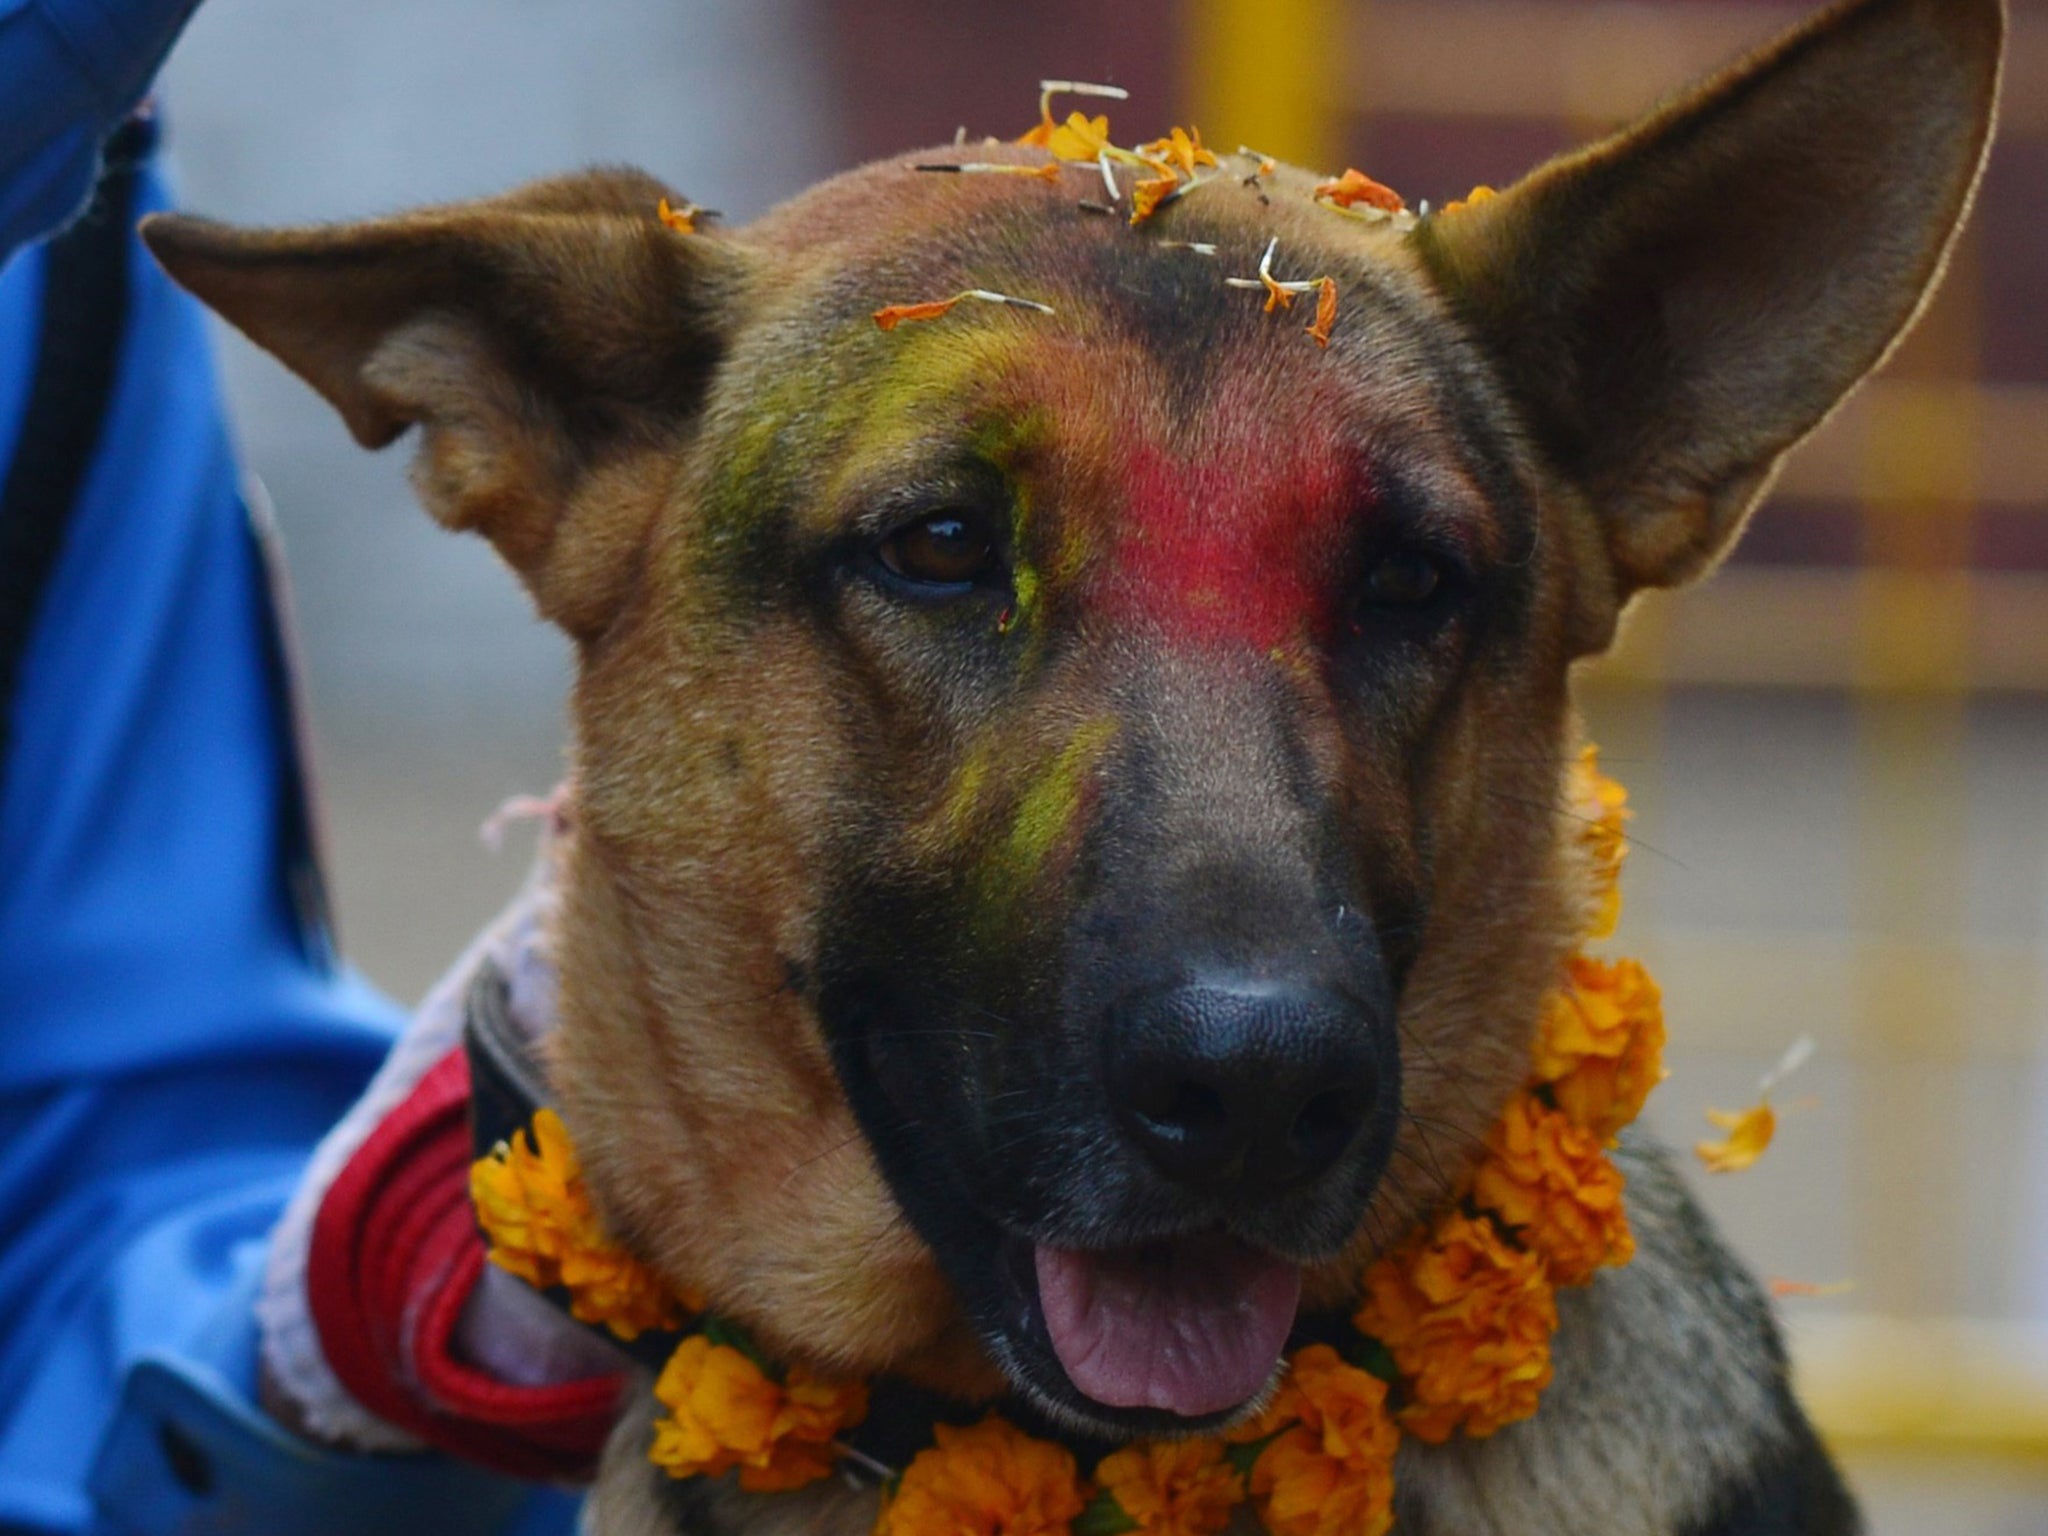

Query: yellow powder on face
left=1001, top=718, right=1118, bottom=883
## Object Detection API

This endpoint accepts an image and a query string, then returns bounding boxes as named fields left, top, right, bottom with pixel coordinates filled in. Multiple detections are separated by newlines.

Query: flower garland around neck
left=469, top=745, right=1666, bottom=1536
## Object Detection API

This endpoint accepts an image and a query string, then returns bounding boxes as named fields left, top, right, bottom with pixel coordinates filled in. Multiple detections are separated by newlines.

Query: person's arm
left=0, top=0, right=204, bottom=263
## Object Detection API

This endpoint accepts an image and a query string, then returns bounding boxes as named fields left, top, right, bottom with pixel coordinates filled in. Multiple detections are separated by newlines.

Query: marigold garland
left=468, top=746, right=1665, bottom=1533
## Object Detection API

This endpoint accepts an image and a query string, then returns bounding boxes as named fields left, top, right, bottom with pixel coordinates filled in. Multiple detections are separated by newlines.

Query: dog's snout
left=1106, top=979, right=1380, bottom=1200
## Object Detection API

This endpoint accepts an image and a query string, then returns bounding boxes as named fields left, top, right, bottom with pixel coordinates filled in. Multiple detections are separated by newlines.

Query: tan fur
left=142, top=0, right=2002, bottom=1529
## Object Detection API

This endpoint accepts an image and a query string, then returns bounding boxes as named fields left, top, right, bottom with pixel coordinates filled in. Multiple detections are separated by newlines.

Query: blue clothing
left=0, top=0, right=199, bottom=266
left=0, top=6, right=579, bottom=1532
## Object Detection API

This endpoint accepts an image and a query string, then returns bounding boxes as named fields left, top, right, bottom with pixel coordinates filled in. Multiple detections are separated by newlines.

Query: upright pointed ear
left=142, top=168, right=756, bottom=639
left=1417, top=0, right=2003, bottom=634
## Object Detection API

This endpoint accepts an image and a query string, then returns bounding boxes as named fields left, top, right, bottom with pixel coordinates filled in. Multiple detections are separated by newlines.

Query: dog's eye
left=1361, top=550, right=1444, bottom=608
left=878, top=513, right=1000, bottom=590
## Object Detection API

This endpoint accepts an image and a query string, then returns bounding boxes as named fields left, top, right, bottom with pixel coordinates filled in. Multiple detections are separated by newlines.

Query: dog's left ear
left=142, top=168, right=756, bottom=639
left=1418, top=0, right=2003, bottom=638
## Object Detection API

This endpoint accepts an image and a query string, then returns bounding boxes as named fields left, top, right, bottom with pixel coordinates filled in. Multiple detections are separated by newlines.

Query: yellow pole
left=1184, top=0, right=1346, bottom=171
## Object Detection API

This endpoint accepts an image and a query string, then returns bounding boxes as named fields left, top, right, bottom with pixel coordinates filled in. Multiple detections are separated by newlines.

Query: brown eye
left=879, top=513, right=998, bottom=589
left=1363, top=550, right=1443, bottom=608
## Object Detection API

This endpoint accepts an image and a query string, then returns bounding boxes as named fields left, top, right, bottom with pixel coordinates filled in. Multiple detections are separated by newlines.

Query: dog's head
left=148, top=0, right=2000, bottom=1438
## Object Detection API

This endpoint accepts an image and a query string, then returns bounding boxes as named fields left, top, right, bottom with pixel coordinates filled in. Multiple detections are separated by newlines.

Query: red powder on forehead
left=1097, top=432, right=1369, bottom=650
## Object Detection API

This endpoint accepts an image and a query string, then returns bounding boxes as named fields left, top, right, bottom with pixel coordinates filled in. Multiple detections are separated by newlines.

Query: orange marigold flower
left=1314, top=168, right=1405, bottom=214
left=1532, top=956, right=1666, bottom=1143
left=1569, top=744, right=1630, bottom=938
left=1472, top=1093, right=1634, bottom=1285
left=648, top=1336, right=868, bottom=1492
left=1136, top=127, right=1219, bottom=178
left=1442, top=185, right=1498, bottom=215
left=1695, top=1101, right=1776, bottom=1174
left=1306, top=278, right=1338, bottom=348
left=469, top=1107, right=683, bottom=1340
left=877, top=1416, right=1085, bottom=1536
left=1244, top=1346, right=1398, bottom=1536
left=1355, top=1212, right=1557, bottom=1443
left=1093, top=1439, right=1241, bottom=1536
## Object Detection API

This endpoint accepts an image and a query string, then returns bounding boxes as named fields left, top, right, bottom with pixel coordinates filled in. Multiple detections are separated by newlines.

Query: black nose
left=1106, top=979, right=1382, bottom=1199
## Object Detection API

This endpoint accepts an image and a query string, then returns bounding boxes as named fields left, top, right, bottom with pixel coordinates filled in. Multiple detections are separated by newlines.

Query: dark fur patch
left=1684, top=1397, right=1862, bottom=1536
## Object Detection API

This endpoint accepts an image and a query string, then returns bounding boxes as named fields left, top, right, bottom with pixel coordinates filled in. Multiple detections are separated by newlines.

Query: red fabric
left=305, top=1045, right=627, bottom=1480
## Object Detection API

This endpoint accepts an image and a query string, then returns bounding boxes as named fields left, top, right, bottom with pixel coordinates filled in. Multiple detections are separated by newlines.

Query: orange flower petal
left=1136, top=126, right=1219, bottom=178
left=1770, top=1277, right=1856, bottom=1299
left=1045, top=111, right=1115, bottom=163
left=1314, top=168, right=1405, bottom=214
left=1695, top=1101, right=1776, bottom=1173
left=1306, top=278, right=1338, bottom=347
left=656, top=197, right=698, bottom=234
left=873, top=297, right=964, bottom=331
left=1018, top=81, right=1128, bottom=150
left=1129, top=171, right=1181, bottom=225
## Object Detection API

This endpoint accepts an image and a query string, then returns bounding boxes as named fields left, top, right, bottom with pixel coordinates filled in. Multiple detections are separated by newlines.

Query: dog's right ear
left=1415, top=0, right=2003, bottom=646
left=143, top=168, right=755, bottom=639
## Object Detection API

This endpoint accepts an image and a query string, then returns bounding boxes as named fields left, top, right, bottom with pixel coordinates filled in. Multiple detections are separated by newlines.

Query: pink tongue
left=1034, top=1238, right=1302, bottom=1417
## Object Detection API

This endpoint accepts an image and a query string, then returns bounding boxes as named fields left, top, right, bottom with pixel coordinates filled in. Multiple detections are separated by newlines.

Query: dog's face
left=147, top=0, right=2001, bottom=1440
left=650, top=163, right=1582, bottom=1430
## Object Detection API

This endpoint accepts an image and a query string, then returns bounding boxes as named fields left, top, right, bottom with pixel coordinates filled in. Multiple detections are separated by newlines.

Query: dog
left=142, top=0, right=2002, bottom=1529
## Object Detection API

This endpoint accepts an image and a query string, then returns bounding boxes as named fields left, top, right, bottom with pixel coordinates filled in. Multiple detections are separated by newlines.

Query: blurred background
left=155, top=0, right=2048, bottom=1528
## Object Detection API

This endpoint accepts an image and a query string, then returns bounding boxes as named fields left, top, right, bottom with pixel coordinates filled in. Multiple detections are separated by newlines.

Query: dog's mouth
left=997, top=1231, right=1303, bottom=1427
